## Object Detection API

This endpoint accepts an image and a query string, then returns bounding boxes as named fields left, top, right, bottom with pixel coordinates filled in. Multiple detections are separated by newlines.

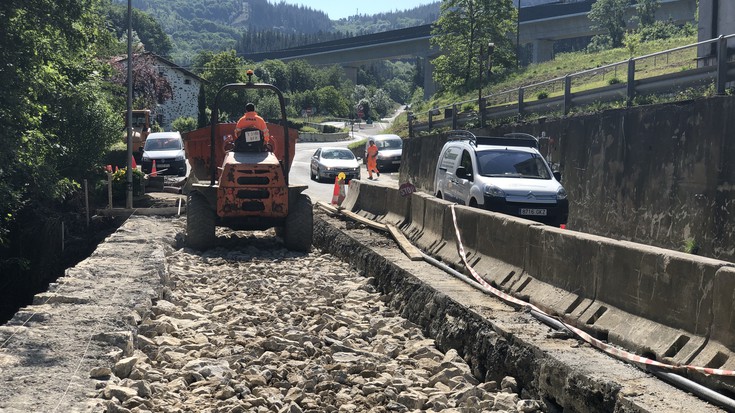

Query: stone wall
left=158, top=65, right=200, bottom=131
left=400, top=96, right=735, bottom=261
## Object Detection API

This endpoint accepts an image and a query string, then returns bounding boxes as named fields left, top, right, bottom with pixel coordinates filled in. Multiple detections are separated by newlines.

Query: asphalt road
left=291, top=120, right=401, bottom=204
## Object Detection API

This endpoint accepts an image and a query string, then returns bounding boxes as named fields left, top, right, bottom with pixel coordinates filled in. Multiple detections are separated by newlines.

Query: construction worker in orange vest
left=366, top=139, right=380, bottom=180
left=234, top=102, right=270, bottom=145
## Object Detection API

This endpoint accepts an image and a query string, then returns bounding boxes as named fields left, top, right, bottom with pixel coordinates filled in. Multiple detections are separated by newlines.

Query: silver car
left=310, top=147, right=361, bottom=183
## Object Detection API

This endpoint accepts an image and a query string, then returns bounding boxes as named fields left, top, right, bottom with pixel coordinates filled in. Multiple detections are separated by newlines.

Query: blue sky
left=281, top=1, right=436, bottom=20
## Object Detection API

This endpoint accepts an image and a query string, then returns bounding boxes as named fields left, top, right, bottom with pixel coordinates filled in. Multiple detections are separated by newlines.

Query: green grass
left=391, top=34, right=698, bottom=136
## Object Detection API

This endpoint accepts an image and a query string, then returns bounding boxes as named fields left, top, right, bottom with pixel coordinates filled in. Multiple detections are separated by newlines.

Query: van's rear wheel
left=186, top=192, right=215, bottom=250
left=283, top=194, right=313, bottom=252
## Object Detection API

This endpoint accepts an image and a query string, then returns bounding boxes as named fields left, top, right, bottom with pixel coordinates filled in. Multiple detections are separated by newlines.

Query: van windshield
left=145, top=138, right=182, bottom=151
left=376, top=139, right=402, bottom=149
left=476, top=150, right=551, bottom=179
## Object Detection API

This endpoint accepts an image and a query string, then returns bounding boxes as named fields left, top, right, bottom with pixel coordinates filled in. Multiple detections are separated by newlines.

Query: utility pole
left=126, top=0, right=133, bottom=209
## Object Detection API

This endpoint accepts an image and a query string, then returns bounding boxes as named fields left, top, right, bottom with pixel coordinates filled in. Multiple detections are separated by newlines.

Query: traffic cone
left=131, top=156, right=137, bottom=169
left=331, top=173, right=346, bottom=206
left=151, top=160, right=157, bottom=177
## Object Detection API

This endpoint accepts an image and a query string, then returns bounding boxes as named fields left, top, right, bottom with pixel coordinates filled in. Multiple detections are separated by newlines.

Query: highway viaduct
left=246, top=0, right=696, bottom=97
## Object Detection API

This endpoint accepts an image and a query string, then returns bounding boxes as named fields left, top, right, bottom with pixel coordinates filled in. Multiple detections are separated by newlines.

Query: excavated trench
left=312, top=211, right=726, bottom=413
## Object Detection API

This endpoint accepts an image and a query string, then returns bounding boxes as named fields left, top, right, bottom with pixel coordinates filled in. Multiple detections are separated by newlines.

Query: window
left=476, top=150, right=551, bottom=179
left=184, top=79, right=191, bottom=85
left=460, top=150, right=473, bottom=174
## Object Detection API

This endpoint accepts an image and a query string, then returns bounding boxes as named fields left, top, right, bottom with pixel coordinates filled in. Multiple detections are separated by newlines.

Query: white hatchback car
left=434, top=131, right=568, bottom=227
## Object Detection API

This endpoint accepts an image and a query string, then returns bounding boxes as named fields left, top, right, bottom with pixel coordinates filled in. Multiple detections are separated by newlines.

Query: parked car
left=433, top=130, right=568, bottom=227
left=310, top=147, right=361, bottom=182
left=364, top=134, right=403, bottom=171
left=140, top=131, right=187, bottom=176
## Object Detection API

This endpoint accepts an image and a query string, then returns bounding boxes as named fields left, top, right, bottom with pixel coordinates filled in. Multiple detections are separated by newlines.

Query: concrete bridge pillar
left=532, top=39, right=554, bottom=63
left=342, top=66, right=359, bottom=85
left=423, top=57, right=436, bottom=99
left=697, top=0, right=735, bottom=66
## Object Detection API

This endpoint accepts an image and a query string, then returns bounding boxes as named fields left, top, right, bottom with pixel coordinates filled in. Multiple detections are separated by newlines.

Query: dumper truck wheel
left=186, top=192, right=215, bottom=250
left=283, top=193, right=313, bottom=252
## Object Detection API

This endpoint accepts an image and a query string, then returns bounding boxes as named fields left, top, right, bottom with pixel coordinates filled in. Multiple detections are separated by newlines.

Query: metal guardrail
left=407, top=35, right=735, bottom=137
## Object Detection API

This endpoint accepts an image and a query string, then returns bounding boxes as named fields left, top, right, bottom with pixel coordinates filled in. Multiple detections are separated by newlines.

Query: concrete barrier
left=345, top=179, right=735, bottom=393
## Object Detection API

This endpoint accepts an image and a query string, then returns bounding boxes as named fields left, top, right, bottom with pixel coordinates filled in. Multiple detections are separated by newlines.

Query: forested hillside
left=113, top=0, right=439, bottom=62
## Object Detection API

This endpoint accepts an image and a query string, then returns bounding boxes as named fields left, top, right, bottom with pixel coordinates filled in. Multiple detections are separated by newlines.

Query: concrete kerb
left=383, top=185, right=411, bottom=227
left=341, top=179, right=362, bottom=211
left=345, top=180, right=388, bottom=221
left=419, top=196, right=454, bottom=257
left=691, top=265, right=735, bottom=395
left=405, top=192, right=430, bottom=243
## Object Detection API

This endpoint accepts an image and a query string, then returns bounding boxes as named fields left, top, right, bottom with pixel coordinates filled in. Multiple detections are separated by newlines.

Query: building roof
left=115, top=52, right=208, bottom=84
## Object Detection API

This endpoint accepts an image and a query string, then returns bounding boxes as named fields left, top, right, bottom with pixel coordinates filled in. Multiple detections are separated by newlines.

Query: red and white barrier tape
left=448, top=205, right=735, bottom=377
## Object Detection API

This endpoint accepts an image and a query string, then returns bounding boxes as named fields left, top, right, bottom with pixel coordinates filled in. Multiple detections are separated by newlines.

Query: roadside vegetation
left=388, top=0, right=699, bottom=137
left=0, top=0, right=702, bottom=285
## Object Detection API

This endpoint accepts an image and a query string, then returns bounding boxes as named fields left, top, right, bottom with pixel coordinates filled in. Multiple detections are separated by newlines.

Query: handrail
left=409, top=34, right=735, bottom=136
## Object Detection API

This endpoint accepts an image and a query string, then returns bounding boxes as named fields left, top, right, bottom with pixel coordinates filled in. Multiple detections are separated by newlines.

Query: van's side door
left=450, top=149, right=475, bottom=205
left=436, top=146, right=461, bottom=201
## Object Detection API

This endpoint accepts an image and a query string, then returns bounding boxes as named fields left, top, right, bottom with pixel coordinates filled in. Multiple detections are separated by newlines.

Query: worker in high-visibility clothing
left=234, top=102, right=270, bottom=145
left=366, top=139, right=380, bottom=180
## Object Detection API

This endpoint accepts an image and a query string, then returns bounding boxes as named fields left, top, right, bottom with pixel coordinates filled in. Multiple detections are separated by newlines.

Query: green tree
left=199, top=50, right=245, bottom=120
left=105, top=3, right=173, bottom=57
left=109, top=53, right=173, bottom=110
left=256, top=59, right=290, bottom=92
left=589, top=0, right=631, bottom=48
left=431, top=0, right=516, bottom=92
left=636, top=0, right=658, bottom=27
left=287, top=60, right=317, bottom=92
left=316, top=86, right=351, bottom=118
left=0, top=0, right=120, bottom=247
left=197, top=83, right=208, bottom=128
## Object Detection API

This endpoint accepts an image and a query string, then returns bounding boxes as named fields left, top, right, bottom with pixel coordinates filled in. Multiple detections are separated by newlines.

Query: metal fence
left=408, top=34, right=735, bottom=137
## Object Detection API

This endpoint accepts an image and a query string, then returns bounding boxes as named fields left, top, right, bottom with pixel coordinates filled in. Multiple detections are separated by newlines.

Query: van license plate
left=157, top=163, right=170, bottom=168
left=520, top=208, right=547, bottom=216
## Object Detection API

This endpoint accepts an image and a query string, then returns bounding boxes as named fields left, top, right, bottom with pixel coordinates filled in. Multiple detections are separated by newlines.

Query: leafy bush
left=172, top=116, right=198, bottom=133
left=300, top=126, right=318, bottom=133
left=110, top=168, right=145, bottom=200
left=638, top=21, right=696, bottom=42
left=608, top=77, right=621, bottom=85
left=536, top=91, right=549, bottom=100
left=586, top=35, right=613, bottom=53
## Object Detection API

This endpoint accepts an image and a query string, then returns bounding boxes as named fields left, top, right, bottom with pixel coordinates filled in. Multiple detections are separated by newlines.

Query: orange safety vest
left=367, top=144, right=379, bottom=170
left=236, top=111, right=270, bottom=142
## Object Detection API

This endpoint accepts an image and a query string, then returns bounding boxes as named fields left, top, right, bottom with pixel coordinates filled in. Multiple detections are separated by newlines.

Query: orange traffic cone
left=131, top=156, right=137, bottom=169
left=151, top=160, right=157, bottom=177
left=331, top=173, right=346, bottom=206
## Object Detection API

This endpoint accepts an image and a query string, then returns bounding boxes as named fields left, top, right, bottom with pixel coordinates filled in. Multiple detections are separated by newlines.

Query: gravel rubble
left=94, top=227, right=542, bottom=412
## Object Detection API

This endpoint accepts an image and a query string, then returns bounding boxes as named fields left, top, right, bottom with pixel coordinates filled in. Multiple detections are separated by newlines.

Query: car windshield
left=145, top=138, right=181, bottom=151
left=376, top=139, right=402, bottom=149
left=322, top=149, right=354, bottom=160
left=476, top=150, right=551, bottom=179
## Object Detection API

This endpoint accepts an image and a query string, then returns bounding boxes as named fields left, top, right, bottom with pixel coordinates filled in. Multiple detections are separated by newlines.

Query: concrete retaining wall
left=346, top=179, right=735, bottom=393
left=400, top=96, right=735, bottom=262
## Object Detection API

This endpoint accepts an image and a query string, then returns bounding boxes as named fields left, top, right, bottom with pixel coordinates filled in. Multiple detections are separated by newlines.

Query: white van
left=364, top=134, right=403, bottom=171
left=433, top=130, right=568, bottom=227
